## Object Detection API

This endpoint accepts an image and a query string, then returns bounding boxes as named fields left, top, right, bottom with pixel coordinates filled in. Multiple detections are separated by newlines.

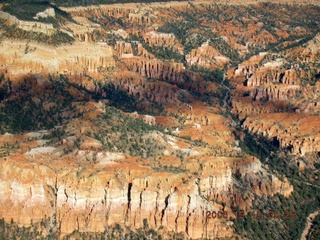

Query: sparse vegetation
left=2, top=1, right=74, bottom=24
left=307, top=214, right=320, bottom=240
left=129, top=34, right=184, bottom=62
left=0, top=20, right=74, bottom=46
left=93, top=105, right=168, bottom=158
left=0, top=2, right=319, bottom=240
left=157, top=21, right=202, bottom=54
left=0, top=75, right=77, bottom=133
left=233, top=128, right=320, bottom=240
left=1, top=0, right=178, bottom=7
left=0, top=218, right=186, bottom=240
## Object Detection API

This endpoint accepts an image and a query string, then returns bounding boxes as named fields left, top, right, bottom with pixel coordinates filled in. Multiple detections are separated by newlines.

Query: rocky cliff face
left=0, top=1, right=319, bottom=239
left=114, top=41, right=133, bottom=57
left=251, top=84, right=300, bottom=101
left=245, top=67, right=300, bottom=87
left=143, top=31, right=175, bottom=46
left=124, top=58, right=185, bottom=84
left=0, top=40, right=115, bottom=77
left=111, top=70, right=181, bottom=105
left=0, top=148, right=292, bottom=239
left=142, top=31, right=183, bottom=53
left=243, top=113, right=320, bottom=156
left=197, top=156, right=293, bottom=208
left=186, top=41, right=230, bottom=69
left=0, top=74, right=295, bottom=238
left=229, top=32, right=320, bottom=158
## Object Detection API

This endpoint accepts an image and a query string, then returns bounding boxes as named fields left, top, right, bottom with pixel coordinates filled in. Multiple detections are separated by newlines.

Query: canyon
left=0, top=0, right=319, bottom=239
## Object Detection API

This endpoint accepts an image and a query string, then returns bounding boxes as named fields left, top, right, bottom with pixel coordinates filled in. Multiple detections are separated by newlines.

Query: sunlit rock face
left=0, top=154, right=292, bottom=238
left=0, top=0, right=319, bottom=239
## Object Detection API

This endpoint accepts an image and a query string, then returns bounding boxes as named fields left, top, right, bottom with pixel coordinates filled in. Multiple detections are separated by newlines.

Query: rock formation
left=34, top=8, right=56, bottom=20
left=0, top=1, right=319, bottom=239
left=0, top=149, right=292, bottom=238
left=186, top=41, right=230, bottom=68
left=124, top=58, right=185, bottom=84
